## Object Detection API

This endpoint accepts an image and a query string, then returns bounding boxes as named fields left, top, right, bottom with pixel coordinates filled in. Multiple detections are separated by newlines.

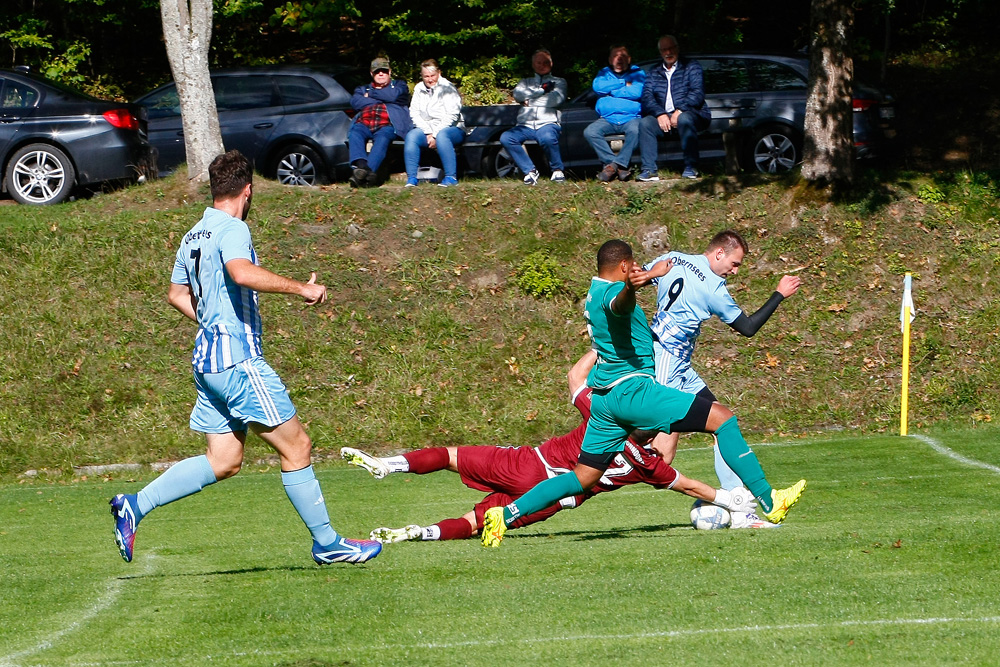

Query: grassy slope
left=1, top=170, right=999, bottom=475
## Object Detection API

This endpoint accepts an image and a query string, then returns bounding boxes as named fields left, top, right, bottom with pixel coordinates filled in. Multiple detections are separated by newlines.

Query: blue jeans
left=499, top=123, right=564, bottom=174
left=404, top=126, right=465, bottom=180
left=583, top=118, right=640, bottom=167
left=639, top=112, right=711, bottom=171
left=349, top=123, right=399, bottom=172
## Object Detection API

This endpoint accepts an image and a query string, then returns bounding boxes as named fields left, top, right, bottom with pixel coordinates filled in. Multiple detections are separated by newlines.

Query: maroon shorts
left=458, top=446, right=577, bottom=531
left=457, top=445, right=547, bottom=496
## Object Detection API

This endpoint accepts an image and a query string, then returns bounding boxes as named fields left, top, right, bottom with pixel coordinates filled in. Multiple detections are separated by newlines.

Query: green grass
left=2, top=426, right=1000, bottom=665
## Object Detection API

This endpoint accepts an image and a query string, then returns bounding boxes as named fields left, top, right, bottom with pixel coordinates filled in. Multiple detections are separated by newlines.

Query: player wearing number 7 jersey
left=108, top=150, right=380, bottom=566
left=643, top=230, right=800, bottom=495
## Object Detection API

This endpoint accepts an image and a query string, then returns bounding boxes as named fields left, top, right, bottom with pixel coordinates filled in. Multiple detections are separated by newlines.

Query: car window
left=696, top=58, right=751, bottom=95
left=142, top=85, right=181, bottom=119
left=750, top=61, right=807, bottom=91
left=1, top=79, right=40, bottom=109
left=274, top=75, right=329, bottom=105
left=213, top=75, right=277, bottom=111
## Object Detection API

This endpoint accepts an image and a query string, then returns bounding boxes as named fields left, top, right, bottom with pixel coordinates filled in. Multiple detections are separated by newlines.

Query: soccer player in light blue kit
left=643, top=230, right=800, bottom=518
left=480, top=239, right=805, bottom=547
left=110, top=150, right=381, bottom=565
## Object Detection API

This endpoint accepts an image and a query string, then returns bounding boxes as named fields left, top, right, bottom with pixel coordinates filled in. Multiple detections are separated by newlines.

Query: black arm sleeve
left=727, top=291, right=785, bottom=337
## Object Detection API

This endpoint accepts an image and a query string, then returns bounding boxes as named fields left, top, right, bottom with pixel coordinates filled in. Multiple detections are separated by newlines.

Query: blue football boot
left=311, top=536, right=382, bottom=564
left=110, top=493, right=139, bottom=562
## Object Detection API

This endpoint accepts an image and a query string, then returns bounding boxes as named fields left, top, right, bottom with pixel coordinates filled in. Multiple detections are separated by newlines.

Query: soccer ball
left=690, top=499, right=731, bottom=530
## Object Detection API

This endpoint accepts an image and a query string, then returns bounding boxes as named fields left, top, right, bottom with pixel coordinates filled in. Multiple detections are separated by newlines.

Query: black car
left=136, top=66, right=370, bottom=185
left=0, top=68, right=154, bottom=205
left=462, top=52, right=896, bottom=177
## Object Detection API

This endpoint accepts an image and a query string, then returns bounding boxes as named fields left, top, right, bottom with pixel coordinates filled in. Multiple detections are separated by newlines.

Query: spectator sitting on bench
left=638, top=35, right=711, bottom=181
left=499, top=49, right=568, bottom=185
left=348, top=56, right=413, bottom=188
left=584, top=45, right=645, bottom=183
left=404, top=59, right=465, bottom=188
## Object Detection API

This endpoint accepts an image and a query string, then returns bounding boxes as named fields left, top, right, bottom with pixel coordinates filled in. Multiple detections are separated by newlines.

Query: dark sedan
left=136, top=66, right=370, bottom=185
left=1, top=68, right=154, bottom=204
left=462, top=52, right=896, bottom=177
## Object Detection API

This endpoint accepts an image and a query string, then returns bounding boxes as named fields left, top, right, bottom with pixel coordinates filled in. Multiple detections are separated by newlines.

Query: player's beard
left=240, top=192, right=253, bottom=220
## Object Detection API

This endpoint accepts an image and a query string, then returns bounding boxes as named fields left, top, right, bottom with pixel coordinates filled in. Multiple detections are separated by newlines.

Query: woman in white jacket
left=405, top=59, right=465, bottom=187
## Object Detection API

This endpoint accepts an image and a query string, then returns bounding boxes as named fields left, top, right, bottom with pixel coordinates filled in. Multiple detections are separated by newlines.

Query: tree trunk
left=801, top=0, right=855, bottom=185
left=160, top=0, right=223, bottom=183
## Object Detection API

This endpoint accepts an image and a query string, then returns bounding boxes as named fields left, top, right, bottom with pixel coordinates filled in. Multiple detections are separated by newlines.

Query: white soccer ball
left=690, top=499, right=731, bottom=530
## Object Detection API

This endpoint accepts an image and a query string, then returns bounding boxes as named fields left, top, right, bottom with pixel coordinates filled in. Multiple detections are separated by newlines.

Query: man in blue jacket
left=638, top=35, right=712, bottom=181
left=584, top=45, right=646, bottom=182
left=348, top=57, right=413, bottom=187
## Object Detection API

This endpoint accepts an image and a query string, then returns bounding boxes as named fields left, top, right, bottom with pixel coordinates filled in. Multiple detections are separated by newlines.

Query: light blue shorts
left=654, top=342, right=707, bottom=395
left=190, top=356, right=296, bottom=433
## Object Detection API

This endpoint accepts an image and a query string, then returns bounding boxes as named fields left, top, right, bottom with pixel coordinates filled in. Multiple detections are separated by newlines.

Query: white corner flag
left=900, top=273, right=915, bottom=332
left=900, top=273, right=914, bottom=436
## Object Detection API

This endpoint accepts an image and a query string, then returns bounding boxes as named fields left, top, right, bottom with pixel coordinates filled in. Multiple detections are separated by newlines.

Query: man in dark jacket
left=638, top=35, right=711, bottom=180
left=349, top=57, right=413, bottom=187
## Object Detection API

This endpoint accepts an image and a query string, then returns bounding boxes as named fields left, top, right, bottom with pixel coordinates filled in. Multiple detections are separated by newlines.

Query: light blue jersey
left=644, top=251, right=742, bottom=364
left=170, top=207, right=262, bottom=373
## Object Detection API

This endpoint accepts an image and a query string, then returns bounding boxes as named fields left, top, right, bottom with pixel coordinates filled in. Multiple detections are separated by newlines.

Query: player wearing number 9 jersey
left=643, top=230, right=801, bottom=494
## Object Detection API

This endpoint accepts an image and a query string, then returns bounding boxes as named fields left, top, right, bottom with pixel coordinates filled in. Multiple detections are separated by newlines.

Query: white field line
left=0, top=556, right=156, bottom=667
left=911, top=434, right=1000, bottom=475
left=52, top=614, right=1000, bottom=665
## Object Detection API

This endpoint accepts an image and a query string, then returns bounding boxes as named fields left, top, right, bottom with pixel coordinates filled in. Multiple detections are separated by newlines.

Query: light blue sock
left=135, top=454, right=217, bottom=520
left=713, top=437, right=743, bottom=490
left=281, top=465, right=338, bottom=547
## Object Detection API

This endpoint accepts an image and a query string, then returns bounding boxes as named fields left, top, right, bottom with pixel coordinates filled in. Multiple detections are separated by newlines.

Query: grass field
left=2, top=426, right=999, bottom=666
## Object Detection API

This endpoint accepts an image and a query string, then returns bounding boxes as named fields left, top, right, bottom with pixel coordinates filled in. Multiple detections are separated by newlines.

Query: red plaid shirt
left=357, top=101, right=391, bottom=131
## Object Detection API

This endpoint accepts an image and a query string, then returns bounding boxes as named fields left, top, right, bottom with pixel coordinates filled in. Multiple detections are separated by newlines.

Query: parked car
left=0, top=68, right=154, bottom=205
left=135, top=66, right=370, bottom=185
left=462, top=52, right=896, bottom=177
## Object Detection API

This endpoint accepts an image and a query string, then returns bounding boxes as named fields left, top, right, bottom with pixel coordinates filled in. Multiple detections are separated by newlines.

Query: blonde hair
left=420, top=59, right=440, bottom=73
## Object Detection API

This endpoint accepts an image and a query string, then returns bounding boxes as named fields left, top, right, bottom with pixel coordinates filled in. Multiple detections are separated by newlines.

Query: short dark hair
left=609, top=45, right=629, bottom=57
left=597, top=239, right=633, bottom=270
left=209, top=150, right=253, bottom=200
left=707, top=229, right=749, bottom=255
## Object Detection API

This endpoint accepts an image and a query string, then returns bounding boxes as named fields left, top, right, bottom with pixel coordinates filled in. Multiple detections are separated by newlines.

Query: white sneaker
left=550, top=170, right=565, bottom=182
left=730, top=511, right=782, bottom=529
left=340, top=447, right=390, bottom=479
left=523, top=169, right=539, bottom=185
left=370, top=525, right=422, bottom=544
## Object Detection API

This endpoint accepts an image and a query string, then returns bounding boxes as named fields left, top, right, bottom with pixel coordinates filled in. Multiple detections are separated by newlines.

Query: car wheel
left=273, top=144, right=326, bottom=186
left=481, top=146, right=519, bottom=179
left=6, top=144, right=76, bottom=205
left=747, top=125, right=801, bottom=174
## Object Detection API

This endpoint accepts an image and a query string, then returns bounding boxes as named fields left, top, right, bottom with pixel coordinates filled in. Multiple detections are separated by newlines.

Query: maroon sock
left=403, top=448, right=450, bottom=474
left=434, top=518, right=474, bottom=541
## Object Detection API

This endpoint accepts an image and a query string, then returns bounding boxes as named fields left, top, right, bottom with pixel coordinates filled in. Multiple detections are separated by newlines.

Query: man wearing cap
left=348, top=57, right=413, bottom=187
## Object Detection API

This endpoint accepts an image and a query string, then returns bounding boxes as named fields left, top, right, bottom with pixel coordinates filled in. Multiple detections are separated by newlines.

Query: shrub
left=513, top=250, right=564, bottom=299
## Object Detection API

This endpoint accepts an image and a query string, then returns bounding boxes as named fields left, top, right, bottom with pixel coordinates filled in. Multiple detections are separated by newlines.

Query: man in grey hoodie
left=499, top=49, right=568, bottom=185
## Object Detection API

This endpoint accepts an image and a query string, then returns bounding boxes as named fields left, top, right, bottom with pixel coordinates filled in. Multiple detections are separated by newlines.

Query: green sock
left=503, top=472, right=584, bottom=525
left=715, top=416, right=774, bottom=513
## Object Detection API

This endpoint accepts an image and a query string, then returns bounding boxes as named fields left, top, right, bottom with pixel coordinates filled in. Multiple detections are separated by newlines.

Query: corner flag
left=900, top=273, right=915, bottom=332
left=900, top=273, right=914, bottom=435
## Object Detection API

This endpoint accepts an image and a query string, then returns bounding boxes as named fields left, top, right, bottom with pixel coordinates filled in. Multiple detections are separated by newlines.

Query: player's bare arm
left=567, top=350, right=598, bottom=397
left=226, top=260, right=327, bottom=305
left=776, top=274, right=801, bottom=297
left=167, top=282, right=198, bottom=322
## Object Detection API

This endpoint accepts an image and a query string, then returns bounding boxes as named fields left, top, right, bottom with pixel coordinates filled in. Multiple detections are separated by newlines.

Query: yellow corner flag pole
left=900, top=273, right=914, bottom=436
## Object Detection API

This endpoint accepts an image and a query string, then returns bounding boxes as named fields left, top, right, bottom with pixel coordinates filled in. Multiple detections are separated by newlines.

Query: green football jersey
left=583, top=277, right=656, bottom=389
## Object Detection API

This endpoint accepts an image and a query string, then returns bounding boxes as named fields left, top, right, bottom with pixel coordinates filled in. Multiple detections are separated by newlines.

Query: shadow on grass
left=515, top=522, right=688, bottom=541
left=116, top=564, right=326, bottom=580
